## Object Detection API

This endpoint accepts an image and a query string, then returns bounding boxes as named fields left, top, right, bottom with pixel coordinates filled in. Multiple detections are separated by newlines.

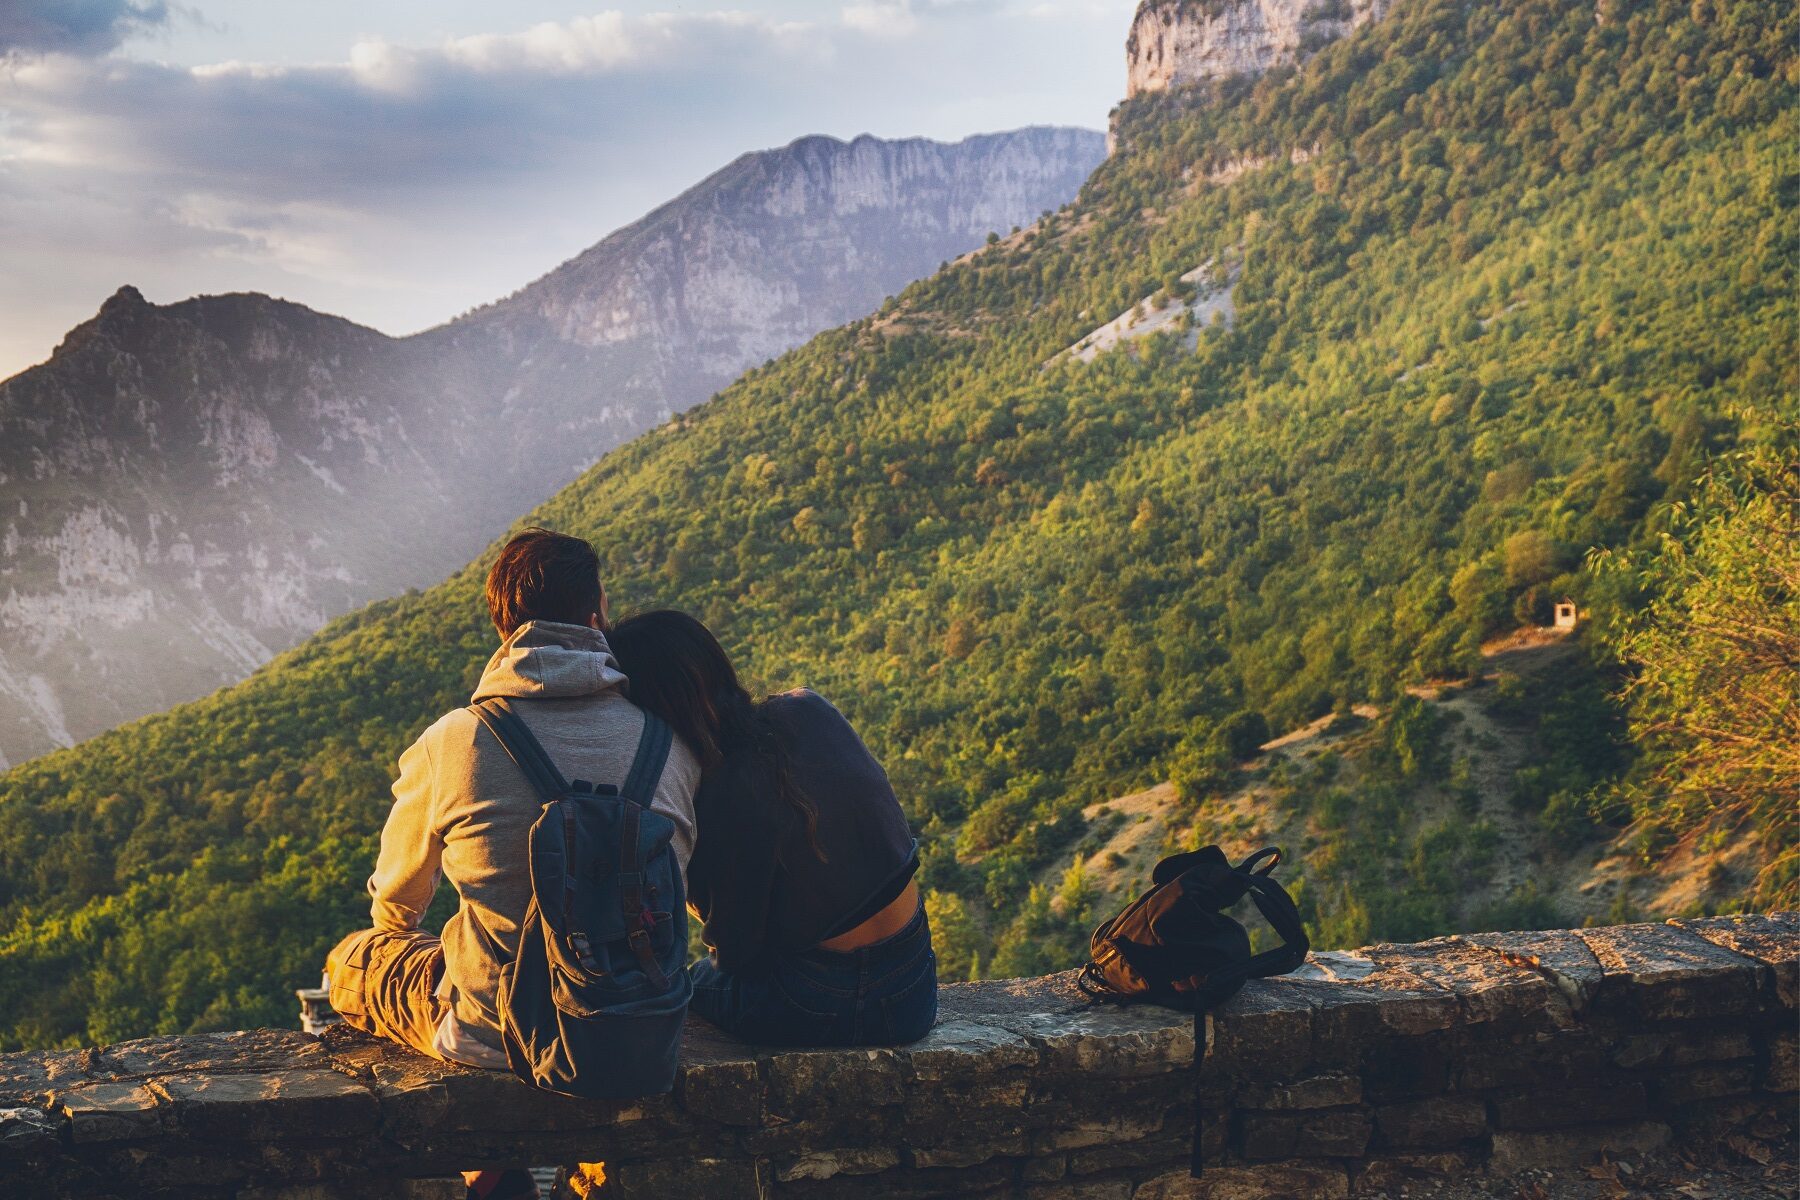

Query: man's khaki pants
left=325, top=927, right=451, bottom=1060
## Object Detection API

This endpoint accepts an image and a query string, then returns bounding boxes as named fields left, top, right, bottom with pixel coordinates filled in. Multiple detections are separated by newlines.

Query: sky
left=0, top=0, right=1133, bottom=380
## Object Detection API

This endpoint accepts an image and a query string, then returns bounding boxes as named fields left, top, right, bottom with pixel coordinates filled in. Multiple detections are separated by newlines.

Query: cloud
left=0, top=4, right=1122, bottom=378
left=0, top=0, right=171, bottom=57
left=0, top=12, right=828, bottom=203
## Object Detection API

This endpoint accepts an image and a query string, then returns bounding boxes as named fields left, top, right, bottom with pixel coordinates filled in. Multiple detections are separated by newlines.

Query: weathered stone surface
left=1238, top=1074, right=1359, bottom=1110
left=154, top=1069, right=379, bottom=1140
left=1454, top=1031, right=1615, bottom=1091
left=1238, top=1107, right=1372, bottom=1159
left=1358, top=1034, right=1453, bottom=1100
left=1026, top=1181, right=1133, bottom=1200
left=0, top=1105, right=60, bottom=1157
left=99, top=1029, right=329, bottom=1078
left=777, top=1146, right=902, bottom=1181
left=1373, top=1095, right=1485, bottom=1148
left=1577, top=923, right=1762, bottom=1020
left=1351, top=1152, right=1470, bottom=1194
left=1611, top=1028, right=1754, bottom=1069
left=1671, top=913, right=1800, bottom=1008
left=607, top=1156, right=764, bottom=1200
left=1036, top=1109, right=1168, bottom=1152
left=1491, top=1082, right=1647, bottom=1130
left=769, top=1046, right=908, bottom=1114
left=1367, top=938, right=1560, bottom=1029
left=676, top=1045, right=763, bottom=1126
left=3, top=918, right=1794, bottom=1196
left=1135, top=1162, right=1350, bottom=1199
left=1654, top=1062, right=1758, bottom=1104
left=1207, top=984, right=1313, bottom=1080
left=1488, top=1120, right=1671, bottom=1173
left=1461, top=928, right=1606, bottom=1014
left=52, top=1081, right=166, bottom=1143
left=0, top=1047, right=95, bottom=1106
left=1765, top=1029, right=1798, bottom=1093
left=1068, top=1123, right=1211, bottom=1176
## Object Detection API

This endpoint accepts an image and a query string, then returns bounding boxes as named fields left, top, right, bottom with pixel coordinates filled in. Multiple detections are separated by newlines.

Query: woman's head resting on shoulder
left=607, top=609, right=747, bottom=771
left=610, top=608, right=822, bottom=856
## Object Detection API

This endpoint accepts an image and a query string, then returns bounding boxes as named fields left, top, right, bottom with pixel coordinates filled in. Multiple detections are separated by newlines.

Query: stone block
left=1669, top=913, right=1800, bottom=1009
left=1491, top=1082, right=1646, bottom=1130
left=1207, top=985, right=1314, bottom=1080
left=677, top=1055, right=763, bottom=1126
left=1351, top=1152, right=1470, bottom=1194
left=1360, top=1034, right=1453, bottom=1100
left=1576, top=923, right=1762, bottom=1021
left=1459, top=929, right=1604, bottom=1015
left=99, top=1029, right=329, bottom=1078
left=1373, top=1095, right=1486, bottom=1149
left=1610, top=1028, right=1754, bottom=1070
left=1023, top=1155, right=1069, bottom=1181
left=0, top=1106, right=60, bottom=1158
left=768, top=1046, right=908, bottom=1115
left=1027, top=1181, right=1134, bottom=1200
left=1238, top=1074, right=1359, bottom=1110
left=52, top=1082, right=166, bottom=1143
left=777, top=1146, right=902, bottom=1181
left=607, top=1156, right=764, bottom=1200
left=1453, top=1031, right=1613, bottom=1090
left=367, top=1060, right=452, bottom=1138
left=906, top=1134, right=1026, bottom=1168
left=1369, top=938, right=1562, bottom=1030
left=1069, top=1121, right=1213, bottom=1176
left=1654, top=1062, right=1757, bottom=1104
left=1237, top=1107, right=1371, bottom=1160
left=1300, top=973, right=1460, bottom=1054
left=777, top=1160, right=1013, bottom=1199
left=1488, top=1120, right=1670, bottom=1173
left=153, top=1069, right=379, bottom=1140
left=1764, top=1029, right=1797, bottom=1093
left=0, top=1048, right=95, bottom=1106
left=1134, top=1162, right=1350, bottom=1199
left=1036, top=1108, right=1168, bottom=1152
left=904, top=1020, right=1039, bottom=1082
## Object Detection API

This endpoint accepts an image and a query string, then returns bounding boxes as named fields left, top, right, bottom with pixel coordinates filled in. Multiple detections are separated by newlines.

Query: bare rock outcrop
left=1126, top=0, right=1392, bottom=98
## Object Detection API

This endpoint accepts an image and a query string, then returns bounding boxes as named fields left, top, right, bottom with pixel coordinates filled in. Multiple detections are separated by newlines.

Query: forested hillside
left=1, top=0, right=1794, bottom=1049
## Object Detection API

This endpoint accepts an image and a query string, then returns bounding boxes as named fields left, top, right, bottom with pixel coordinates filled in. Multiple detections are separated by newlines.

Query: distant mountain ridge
left=0, top=126, right=1106, bottom=767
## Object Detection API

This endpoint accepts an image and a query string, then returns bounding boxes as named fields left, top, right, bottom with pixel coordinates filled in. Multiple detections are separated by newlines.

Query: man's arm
left=367, top=728, right=444, bottom=932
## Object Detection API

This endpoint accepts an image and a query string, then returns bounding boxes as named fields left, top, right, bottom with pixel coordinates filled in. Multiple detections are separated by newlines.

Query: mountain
left=0, top=127, right=1106, bottom=769
left=0, top=0, right=1792, bottom=1050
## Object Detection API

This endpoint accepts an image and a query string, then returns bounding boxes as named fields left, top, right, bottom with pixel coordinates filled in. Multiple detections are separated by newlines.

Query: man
left=325, top=526, right=700, bottom=1075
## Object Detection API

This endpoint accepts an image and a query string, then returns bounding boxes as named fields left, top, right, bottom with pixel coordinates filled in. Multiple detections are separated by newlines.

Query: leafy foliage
left=0, top=0, right=1794, bottom=1049
left=1596, top=445, right=1800, bottom=906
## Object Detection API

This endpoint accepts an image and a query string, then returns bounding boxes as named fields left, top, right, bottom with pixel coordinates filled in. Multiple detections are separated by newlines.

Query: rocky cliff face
left=1125, top=0, right=1391, bottom=97
left=0, top=127, right=1105, bottom=768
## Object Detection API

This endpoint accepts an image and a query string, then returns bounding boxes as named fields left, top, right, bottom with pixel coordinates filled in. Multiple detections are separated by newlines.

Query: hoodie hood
left=471, top=620, right=630, bottom=702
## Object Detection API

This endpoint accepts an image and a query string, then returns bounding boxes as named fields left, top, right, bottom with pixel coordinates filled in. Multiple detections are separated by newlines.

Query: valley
left=0, top=0, right=1792, bottom=1053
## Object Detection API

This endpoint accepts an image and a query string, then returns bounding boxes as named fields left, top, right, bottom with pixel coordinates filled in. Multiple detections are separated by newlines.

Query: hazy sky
left=0, top=0, right=1132, bottom=380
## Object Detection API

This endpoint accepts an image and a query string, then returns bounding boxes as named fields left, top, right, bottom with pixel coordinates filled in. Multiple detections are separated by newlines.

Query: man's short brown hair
left=485, top=528, right=604, bottom=638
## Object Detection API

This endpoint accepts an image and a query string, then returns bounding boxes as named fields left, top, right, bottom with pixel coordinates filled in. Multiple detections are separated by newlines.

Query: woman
left=608, top=609, right=935, bottom=1046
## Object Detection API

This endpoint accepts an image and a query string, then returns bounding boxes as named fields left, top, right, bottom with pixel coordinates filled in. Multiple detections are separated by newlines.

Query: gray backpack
left=468, top=697, right=690, bottom=1099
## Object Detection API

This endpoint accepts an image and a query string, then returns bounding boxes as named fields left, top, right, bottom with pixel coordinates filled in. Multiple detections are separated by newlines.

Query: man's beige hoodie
left=368, top=620, right=700, bottom=1056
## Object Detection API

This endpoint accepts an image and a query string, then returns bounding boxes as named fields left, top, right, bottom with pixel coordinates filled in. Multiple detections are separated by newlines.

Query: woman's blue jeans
left=688, top=902, right=938, bottom=1046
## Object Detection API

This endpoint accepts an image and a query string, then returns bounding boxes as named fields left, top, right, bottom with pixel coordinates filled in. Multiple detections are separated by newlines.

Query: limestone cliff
left=0, top=127, right=1105, bottom=768
left=1125, top=0, right=1391, bottom=97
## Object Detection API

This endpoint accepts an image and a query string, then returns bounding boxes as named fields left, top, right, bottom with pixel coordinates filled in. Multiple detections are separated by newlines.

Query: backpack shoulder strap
left=1238, top=872, right=1311, bottom=980
left=469, top=697, right=570, bottom=804
left=618, top=711, right=674, bottom=809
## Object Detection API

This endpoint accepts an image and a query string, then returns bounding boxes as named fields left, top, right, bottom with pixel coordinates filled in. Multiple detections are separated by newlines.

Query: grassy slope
left=0, top=0, right=1793, bottom=1048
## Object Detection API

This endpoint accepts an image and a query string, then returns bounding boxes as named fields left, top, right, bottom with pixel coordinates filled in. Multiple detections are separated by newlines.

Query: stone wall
left=2, top=914, right=1793, bottom=1199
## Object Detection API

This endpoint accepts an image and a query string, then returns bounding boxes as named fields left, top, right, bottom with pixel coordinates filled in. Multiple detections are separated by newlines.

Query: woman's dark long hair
left=608, top=610, right=822, bottom=859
